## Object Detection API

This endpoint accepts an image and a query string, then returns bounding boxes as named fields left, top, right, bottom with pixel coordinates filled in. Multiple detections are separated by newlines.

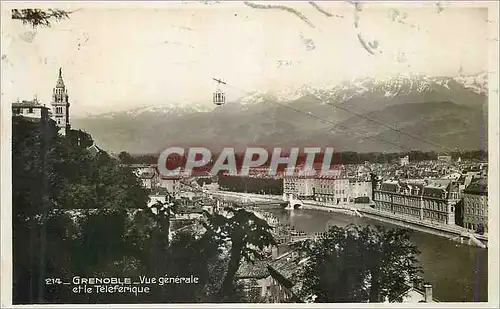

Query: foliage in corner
left=12, top=9, right=72, bottom=28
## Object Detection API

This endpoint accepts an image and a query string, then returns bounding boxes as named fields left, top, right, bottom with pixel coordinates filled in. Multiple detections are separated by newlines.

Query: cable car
left=213, top=78, right=227, bottom=106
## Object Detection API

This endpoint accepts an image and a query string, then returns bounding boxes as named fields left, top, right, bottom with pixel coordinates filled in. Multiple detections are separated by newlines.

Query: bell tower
left=51, top=67, right=71, bottom=135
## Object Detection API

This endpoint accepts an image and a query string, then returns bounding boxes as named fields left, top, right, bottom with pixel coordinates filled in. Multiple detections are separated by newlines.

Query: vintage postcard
left=1, top=1, right=498, bottom=307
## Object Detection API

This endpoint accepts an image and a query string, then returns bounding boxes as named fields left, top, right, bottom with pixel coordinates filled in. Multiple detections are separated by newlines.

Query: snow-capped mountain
left=453, top=72, right=488, bottom=96
left=80, top=73, right=488, bottom=119
left=232, top=72, right=488, bottom=108
left=125, top=103, right=214, bottom=115
left=85, top=102, right=214, bottom=119
left=73, top=73, right=488, bottom=154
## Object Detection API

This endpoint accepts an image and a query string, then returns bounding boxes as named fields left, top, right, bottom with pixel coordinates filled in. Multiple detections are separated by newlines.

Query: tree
left=124, top=206, right=244, bottom=303
left=297, top=224, right=422, bottom=303
left=11, top=9, right=73, bottom=28
left=159, top=230, right=228, bottom=302
left=144, top=196, right=179, bottom=274
left=12, top=116, right=149, bottom=303
left=118, top=151, right=135, bottom=164
left=203, top=207, right=276, bottom=300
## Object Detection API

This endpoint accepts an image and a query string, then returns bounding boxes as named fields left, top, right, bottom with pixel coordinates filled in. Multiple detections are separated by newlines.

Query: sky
left=1, top=1, right=491, bottom=116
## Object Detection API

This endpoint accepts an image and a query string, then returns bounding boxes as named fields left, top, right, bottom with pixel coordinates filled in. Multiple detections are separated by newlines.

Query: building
left=235, top=250, right=304, bottom=303
left=158, top=177, right=181, bottom=194
left=437, top=155, right=452, bottom=163
left=67, top=129, right=93, bottom=147
left=236, top=259, right=274, bottom=301
left=138, top=171, right=157, bottom=189
left=392, top=283, right=439, bottom=303
left=12, top=99, right=51, bottom=122
left=283, top=177, right=298, bottom=197
left=400, top=155, right=409, bottom=166
left=283, top=176, right=315, bottom=199
left=51, top=68, right=71, bottom=135
left=372, top=177, right=460, bottom=225
left=462, top=178, right=488, bottom=234
left=177, top=191, right=196, bottom=200
left=148, top=192, right=170, bottom=208
left=266, top=250, right=307, bottom=303
left=312, top=175, right=350, bottom=205
left=86, top=143, right=104, bottom=157
left=130, top=165, right=159, bottom=189
left=457, top=173, right=475, bottom=194
left=349, top=179, right=372, bottom=202
left=283, top=173, right=359, bottom=205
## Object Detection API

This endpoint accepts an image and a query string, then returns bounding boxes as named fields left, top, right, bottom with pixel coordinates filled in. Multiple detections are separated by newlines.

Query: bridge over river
left=202, top=191, right=488, bottom=302
left=209, top=190, right=487, bottom=248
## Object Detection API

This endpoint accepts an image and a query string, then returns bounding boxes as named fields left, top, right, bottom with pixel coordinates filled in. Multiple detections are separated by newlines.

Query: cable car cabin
left=213, top=90, right=225, bottom=106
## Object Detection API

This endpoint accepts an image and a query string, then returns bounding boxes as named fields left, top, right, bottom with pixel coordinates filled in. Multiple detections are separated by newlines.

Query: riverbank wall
left=203, top=190, right=487, bottom=248
left=360, top=210, right=466, bottom=240
left=299, top=203, right=354, bottom=215
left=358, top=207, right=487, bottom=244
left=300, top=201, right=487, bottom=248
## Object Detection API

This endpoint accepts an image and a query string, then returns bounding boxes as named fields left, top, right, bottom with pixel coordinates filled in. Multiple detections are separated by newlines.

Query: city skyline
left=2, top=1, right=490, bottom=116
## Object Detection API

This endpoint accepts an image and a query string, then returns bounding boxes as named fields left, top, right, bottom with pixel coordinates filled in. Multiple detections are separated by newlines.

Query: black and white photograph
left=1, top=1, right=498, bottom=306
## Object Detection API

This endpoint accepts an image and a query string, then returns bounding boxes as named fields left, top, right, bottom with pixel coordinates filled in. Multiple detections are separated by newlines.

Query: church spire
left=55, top=67, right=65, bottom=88
left=51, top=67, right=71, bottom=136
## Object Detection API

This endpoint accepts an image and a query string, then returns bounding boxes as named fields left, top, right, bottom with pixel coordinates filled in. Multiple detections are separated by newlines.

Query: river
left=265, top=208, right=488, bottom=302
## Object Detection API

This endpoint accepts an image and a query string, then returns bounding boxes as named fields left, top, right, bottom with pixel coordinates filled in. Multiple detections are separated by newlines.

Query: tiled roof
left=464, top=178, right=488, bottom=195
left=267, top=252, right=303, bottom=288
left=138, top=171, right=156, bottom=179
left=378, top=179, right=460, bottom=199
left=270, top=259, right=299, bottom=282
left=149, top=187, right=171, bottom=196
left=12, top=100, right=49, bottom=109
left=86, top=144, right=103, bottom=156
left=380, top=182, right=398, bottom=192
left=236, top=259, right=271, bottom=279
left=398, top=287, right=439, bottom=303
left=428, top=179, right=453, bottom=187
left=422, top=187, right=445, bottom=198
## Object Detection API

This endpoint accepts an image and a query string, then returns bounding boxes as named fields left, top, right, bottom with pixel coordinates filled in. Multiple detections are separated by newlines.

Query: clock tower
left=51, top=68, right=71, bottom=135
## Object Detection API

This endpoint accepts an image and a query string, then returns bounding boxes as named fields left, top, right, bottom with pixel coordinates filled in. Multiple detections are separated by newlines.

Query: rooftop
left=86, top=144, right=103, bottom=157
left=149, top=187, right=172, bottom=196
left=138, top=171, right=156, bottom=179
left=378, top=179, right=459, bottom=198
left=12, top=100, right=49, bottom=109
left=464, top=178, right=488, bottom=195
left=236, top=259, right=271, bottom=279
left=397, top=286, right=439, bottom=303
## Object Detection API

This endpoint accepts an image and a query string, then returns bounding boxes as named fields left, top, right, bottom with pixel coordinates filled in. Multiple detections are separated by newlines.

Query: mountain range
left=72, top=73, right=489, bottom=154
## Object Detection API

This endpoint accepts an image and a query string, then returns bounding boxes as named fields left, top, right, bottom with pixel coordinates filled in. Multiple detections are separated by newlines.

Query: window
left=56, top=107, right=63, bottom=114
left=28, top=108, right=33, bottom=113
